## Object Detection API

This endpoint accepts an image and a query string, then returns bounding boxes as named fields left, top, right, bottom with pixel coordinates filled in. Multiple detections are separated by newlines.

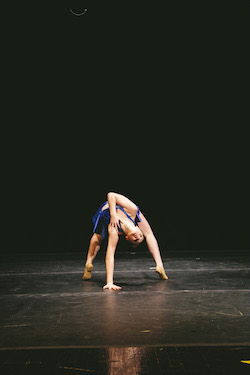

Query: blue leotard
left=92, top=201, right=141, bottom=238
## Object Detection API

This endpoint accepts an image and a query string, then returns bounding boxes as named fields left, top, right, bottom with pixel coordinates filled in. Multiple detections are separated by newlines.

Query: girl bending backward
left=83, top=192, right=168, bottom=290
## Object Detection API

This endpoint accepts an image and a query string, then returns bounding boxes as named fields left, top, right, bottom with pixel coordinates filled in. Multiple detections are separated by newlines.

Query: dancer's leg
left=86, top=233, right=102, bottom=264
left=138, top=212, right=168, bottom=279
left=145, top=234, right=164, bottom=267
left=145, top=235, right=168, bottom=279
left=83, top=233, right=102, bottom=280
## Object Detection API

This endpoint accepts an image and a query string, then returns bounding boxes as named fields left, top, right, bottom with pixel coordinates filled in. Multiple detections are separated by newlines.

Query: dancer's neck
left=120, top=220, right=135, bottom=235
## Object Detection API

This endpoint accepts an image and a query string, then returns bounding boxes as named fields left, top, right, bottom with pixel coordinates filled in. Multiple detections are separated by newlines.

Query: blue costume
left=92, top=201, right=141, bottom=238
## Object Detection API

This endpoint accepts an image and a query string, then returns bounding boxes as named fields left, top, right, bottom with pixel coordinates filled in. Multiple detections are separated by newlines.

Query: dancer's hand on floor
left=103, top=283, right=121, bottom=291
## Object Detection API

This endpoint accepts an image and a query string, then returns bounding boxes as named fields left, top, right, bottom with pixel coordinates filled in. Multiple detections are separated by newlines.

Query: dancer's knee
left=91, top=233, right=102, bottom=245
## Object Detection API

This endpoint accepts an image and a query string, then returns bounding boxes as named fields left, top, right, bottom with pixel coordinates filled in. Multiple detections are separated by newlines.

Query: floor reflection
left=101, top=280, right=171, bottom=348
left=106, top=347, right=145, bottom=375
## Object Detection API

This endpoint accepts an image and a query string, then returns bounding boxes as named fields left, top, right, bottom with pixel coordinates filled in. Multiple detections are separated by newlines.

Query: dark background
left=3, top=2, right=249, bottom=255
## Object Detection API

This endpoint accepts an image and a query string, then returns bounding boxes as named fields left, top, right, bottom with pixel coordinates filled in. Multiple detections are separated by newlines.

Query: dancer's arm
left=107, top=192, right=137, bottom=230
left=103, top=225, right=121, bottom=290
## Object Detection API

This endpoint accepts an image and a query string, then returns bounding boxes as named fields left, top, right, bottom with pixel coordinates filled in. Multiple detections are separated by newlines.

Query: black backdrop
left=3, top=3, right=249, bottom=254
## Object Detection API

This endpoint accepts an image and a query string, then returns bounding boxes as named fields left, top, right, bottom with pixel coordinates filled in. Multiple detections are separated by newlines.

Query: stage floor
left=0, top=250, right=250, bottom=374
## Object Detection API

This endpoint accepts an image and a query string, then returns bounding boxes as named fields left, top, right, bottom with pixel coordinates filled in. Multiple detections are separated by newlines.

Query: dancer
left=83, top=192, right=168, bottom=290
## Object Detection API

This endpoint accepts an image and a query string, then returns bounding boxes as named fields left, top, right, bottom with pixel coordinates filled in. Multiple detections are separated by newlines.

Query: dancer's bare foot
left=83, top=263, right=93, bottom=280
left=155, top=265, right=168, bottom=280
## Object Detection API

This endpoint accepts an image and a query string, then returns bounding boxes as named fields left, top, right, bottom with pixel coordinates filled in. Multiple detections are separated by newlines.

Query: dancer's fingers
left=103, top=283, right=121, bottom=290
